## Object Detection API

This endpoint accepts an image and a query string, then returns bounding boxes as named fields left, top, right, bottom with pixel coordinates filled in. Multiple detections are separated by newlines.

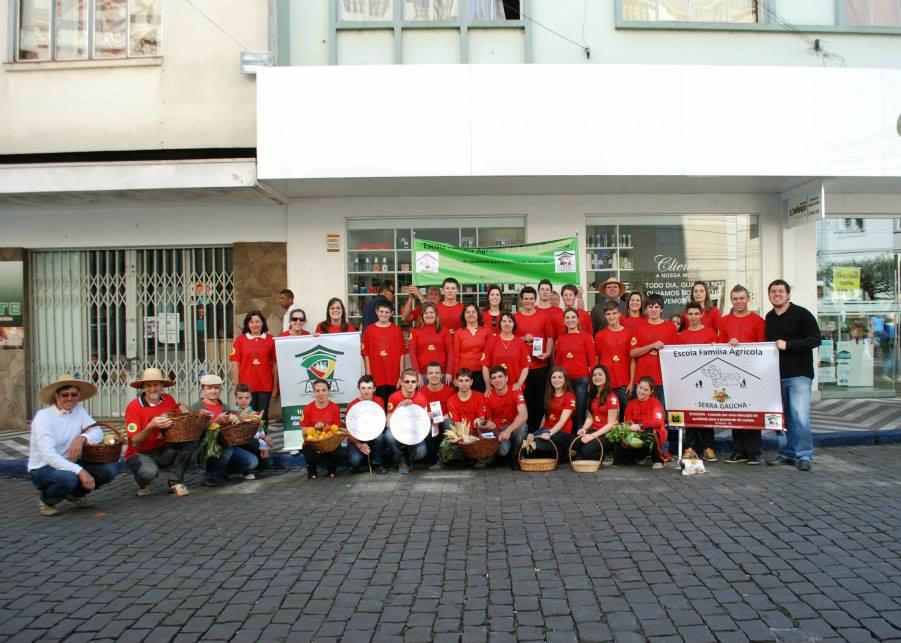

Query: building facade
left=4, top=0, right=901, bottom=425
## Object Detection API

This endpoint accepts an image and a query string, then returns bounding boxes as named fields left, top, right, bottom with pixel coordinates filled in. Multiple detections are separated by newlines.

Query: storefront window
left=816, top=217, right=899, bottom=398
left=346, top=217, right=526, bottom=325
left=585, top=215, right=762, bottom=318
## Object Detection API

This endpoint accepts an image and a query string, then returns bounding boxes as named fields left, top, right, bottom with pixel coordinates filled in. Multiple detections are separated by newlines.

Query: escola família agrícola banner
left=413, top=237, right=579, bottom=286
left=659, top=342, right=784, bottom=431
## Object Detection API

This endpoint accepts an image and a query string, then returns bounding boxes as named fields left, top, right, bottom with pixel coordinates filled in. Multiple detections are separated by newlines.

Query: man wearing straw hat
left=590, top=277, right=627, bottom=332
left=124, top=368, right=193, bottom=497
left=28, top=374, right=120, bottom=516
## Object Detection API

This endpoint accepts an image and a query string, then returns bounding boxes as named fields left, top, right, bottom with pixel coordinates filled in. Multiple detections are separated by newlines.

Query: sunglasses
left=291, top=317, right=305, bottom=322
left=403, top=380, right=418, bottom=384
left=58, top=392, right=80, bottom=399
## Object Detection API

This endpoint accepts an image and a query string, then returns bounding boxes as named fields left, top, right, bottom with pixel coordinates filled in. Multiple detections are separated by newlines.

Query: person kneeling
left=192, top=374, right=258, bottom=487
left=346, top=375, right=388, bottom=475
left=573, top=365, right=620, bottom=464
left=483, top=366, right=529, bottom=469
left=530, top=367, right=577, bottom=462
left=618, top=376, right=667, bottom=469
left=384, top=369, right=431, bottom=474
left=301, top=379, right=345, bottom=479
left=28, top=375, right=120, bottom=516
left=441, top=369, right=489, bottom=468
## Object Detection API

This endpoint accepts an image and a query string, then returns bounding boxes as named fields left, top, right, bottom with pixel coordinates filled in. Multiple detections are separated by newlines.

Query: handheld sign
left=345, top=401, right=386, bottom=442
left=389, top=404, right=431, bottom=445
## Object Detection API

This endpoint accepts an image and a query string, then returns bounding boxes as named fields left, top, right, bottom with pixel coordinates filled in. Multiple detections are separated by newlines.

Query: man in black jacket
left=764, top=279, right=821, bottom=472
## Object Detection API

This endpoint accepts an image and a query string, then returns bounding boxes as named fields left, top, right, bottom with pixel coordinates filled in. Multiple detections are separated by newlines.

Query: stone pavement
left=2, top=445, right=901, bottom=643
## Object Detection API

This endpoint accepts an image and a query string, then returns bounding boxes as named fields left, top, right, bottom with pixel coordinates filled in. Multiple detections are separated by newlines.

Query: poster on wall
left=0, top=261, right=24, bottom=349
left=660, top=342, right=784, bottom=431
left=817, top=338, right=836, bottom=384
left=274, top=332, right=363, bottom=450
left=413, top=237, right=579, bottom=286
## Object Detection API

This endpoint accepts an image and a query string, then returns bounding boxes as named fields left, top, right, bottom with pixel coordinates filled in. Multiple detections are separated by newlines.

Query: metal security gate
left=30, top=247, right=234, bottom=418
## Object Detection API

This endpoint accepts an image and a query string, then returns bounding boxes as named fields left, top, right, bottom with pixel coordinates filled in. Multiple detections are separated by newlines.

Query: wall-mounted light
left=240, top=51, right=274, bottom=75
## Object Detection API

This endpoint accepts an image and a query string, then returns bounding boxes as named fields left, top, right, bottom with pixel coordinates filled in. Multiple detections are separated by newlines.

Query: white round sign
left=345, top=400, right=386, bottom=442
left=388, top=404, right=431, bottom=446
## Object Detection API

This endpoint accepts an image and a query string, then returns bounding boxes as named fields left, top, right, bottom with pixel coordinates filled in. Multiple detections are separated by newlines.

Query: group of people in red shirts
left=269, top=274, right=767, bottom=476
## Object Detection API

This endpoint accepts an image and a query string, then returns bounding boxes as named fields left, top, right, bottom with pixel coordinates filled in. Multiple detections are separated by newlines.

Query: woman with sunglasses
left=279, top=309, right=311, bottom=337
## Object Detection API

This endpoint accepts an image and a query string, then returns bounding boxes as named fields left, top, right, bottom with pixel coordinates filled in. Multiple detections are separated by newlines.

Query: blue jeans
left=205, top=445, right=258, bottom=480
left=497, top=425, right=528, bottom=459
left=347, top=431, right=386, bottom=469
left=384, top=430, right=428, bottom=464
left=780, top=376, right=813, bottom=462
left=30, top=462, right=119, bottom=506
left=571, top=376, right=589, bottom=433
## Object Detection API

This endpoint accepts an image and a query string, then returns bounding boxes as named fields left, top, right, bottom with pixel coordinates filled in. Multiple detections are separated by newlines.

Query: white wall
left=0, top=0, right=268, bottom=154
left=286, top=193, right=784, bottom=324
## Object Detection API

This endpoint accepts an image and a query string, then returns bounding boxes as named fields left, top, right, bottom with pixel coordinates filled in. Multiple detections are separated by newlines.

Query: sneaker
left=725, top=452, right=747, bottom=464
left=168, top=483, right=190, bottom=496
left=398, top=461, right=410, bottom=475
left=135, top=485, right=152, bottom=497
left=39, top=501, right=59, bottom=517
left=243, top=473, right=256, bottom=481
left=766, top=455, right=795, bottom=466
left=797, top=459, right=812, bottom=472
left=682, top=448, right=699, bottom=460
left=746, top=455, right=761, bottom=466
left=652, top=462, right=664, bottom=470
left=307, top=469, right=318, bottom=480
left=702, top=448, right=718, bottom=462
left=202, top=478, right=222, bottom=488
left=66, top=495, right=94, bottom=509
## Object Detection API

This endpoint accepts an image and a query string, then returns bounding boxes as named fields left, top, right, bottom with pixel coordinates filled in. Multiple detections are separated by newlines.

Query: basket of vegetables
left=81, top=422, right=125, bottom=464
left=568, top=435, right=604, bottom=473
left=161, top=403, right=210, bottom=443
left=518, top=433, right=558, bottom=472
left=605, top=423, right=655, bottom=450
left=303, top=424, right=346, bottom=453
left=445, top=420, right=499, bottom=460
left=218, top=414, right=260, bottom=448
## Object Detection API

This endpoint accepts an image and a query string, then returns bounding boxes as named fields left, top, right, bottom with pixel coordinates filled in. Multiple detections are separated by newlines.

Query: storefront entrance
left=816, top=217, right=901, bottom=399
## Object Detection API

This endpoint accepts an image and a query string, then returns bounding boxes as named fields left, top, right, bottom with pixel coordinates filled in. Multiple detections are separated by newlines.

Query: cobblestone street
left=2, top=445, right=901, bottom=642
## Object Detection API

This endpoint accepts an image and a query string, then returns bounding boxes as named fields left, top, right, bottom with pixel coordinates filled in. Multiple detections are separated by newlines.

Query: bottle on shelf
left=353, top=256, right=360, bottom=271
left=363, top=256, right=371, bottom=271
left=382, top=257, right=388, bottom=272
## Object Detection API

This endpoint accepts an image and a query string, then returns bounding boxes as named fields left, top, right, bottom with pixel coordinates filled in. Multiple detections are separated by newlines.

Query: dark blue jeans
left=571, top=376, right=589, bottom=433
left=347, top=431, right=387, bottom=469
left=30, top=462, right=119, bottom=506
left=205, top=445, right=258, bottom=480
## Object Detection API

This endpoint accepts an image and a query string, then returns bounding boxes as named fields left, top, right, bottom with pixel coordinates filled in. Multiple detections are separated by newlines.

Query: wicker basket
left=81, top=422, right=125, bottom=464
left=305, top=430, right=347, bottom=453
left=518, top=437, right=559, bottom=472
left=219, top=420, right=259, bottom=448
left=162, top=404, right=210, bottom=443
left=460, top=435, right=500, bottom=460
left=569, top=435, right=604, bottom=473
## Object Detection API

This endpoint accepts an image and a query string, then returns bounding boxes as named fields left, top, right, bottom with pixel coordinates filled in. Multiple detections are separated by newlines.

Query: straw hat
left=38, top=374, right=97, bottom=406
left=130, top=367, right=175, bottom=389
left=599, top=277, right=625, bottom=292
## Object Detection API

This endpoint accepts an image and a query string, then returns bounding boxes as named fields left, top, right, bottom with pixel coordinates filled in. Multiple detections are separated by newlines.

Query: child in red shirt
left=362, top=301, right=406, bottom=407
left=594, top=302, right=634, bottom=419
left=300, top=379, right=343, bottom=479
left=621, top=377, right=667, bottom=468
left=346, top=375, right=388, bottom=474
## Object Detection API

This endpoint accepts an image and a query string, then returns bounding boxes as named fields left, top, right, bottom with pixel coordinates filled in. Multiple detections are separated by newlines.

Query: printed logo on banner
left=668, top=411, right=685, bottom=427
left=416, top=252, right=439, bottom=273
left=554, top=251, right=576, bottom=273
left=294, top=345, right=346, bottom=393
left=682, top=357, right=758, bottom=410
left=765, top=414, right=783, bottom=428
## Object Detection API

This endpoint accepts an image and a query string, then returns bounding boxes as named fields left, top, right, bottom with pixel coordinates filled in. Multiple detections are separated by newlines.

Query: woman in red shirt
left=532, top=366, right=576, bottom=461
left=622, top=291, right=646, bottom=336
left=300, top=379, right=343, bottom=479
left=554, top=308, right=597, bottom=432
left=315, top=298, right=357, bottom=334
left=408, top=302, right=452, bottom=386
left=682, top=281, right=721, bottom=333
left=482, top=312, right=530, bottom=394
left=453, top=303, right=492, bottom=393
left=481, top=285, right=506, bottom=332
left=621, top=376, right=667, bottom=468
left=279, top=308, right=311, bottom=337
left=573, top=365, right=619, bottom=462
left=230, top=310, right=278, bottom=424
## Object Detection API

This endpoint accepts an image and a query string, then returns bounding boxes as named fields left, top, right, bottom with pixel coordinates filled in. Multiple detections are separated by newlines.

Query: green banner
left=413, top=237, right=580, bottom=286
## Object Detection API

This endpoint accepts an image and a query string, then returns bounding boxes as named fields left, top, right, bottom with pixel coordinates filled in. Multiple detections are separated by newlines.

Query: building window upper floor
left=15, top=0, right=161, bottom=62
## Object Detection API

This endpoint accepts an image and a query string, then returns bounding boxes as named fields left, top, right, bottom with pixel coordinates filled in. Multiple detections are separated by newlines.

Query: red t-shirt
left=551, top=307, right=592, bottom=336
left=483, top=334, right=531, bottom=387
left=279, top=330, right=311, bottom=337
left=347, top=396, right=386, bottom=412
left=481, top=310, right=502, bottom=332
left=678, top=326, right=718, bottom=345
left=361, top=322, right=405, bottom=387
left=589, top=392, right=620, bottom=429
left=484, top=387, right=526, bottom=426
left=682, top=306, right=721, bottom=333
left=421, top=384, right=455, bottom=415
left=387, top=390, right=428, bottom=413
left=515, top=309, right=554, bottom=369
left=196, top=399, right=223, bottom=419
left=302, top=401, right=342, bottom=427
left=454, top=326, right=492, bottom=372
left=316, top=322, right=357, bottom=334
left=595, top=326, right=632, bottom=389
left=230, top=333, right=276, bottom=392
left=718, top=312, right=766, bottom=343
left=408, top=324, right=452, bottom=373
left=447, top=391, right=487, bottom=426
left=554, top=331, right=597, bottom=379
left=633, top=320, right=679, bottom=386
left=621, top=315, right=644, bottom=337
left=125, top=393, right=179, bottom=459
left=543, top=391, right=577, bottom=434
left=539, top=305, right=565, bottom=339
left=624, top=396, right=667, bottom=450
left=437, top=302, right=464, bottom=335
